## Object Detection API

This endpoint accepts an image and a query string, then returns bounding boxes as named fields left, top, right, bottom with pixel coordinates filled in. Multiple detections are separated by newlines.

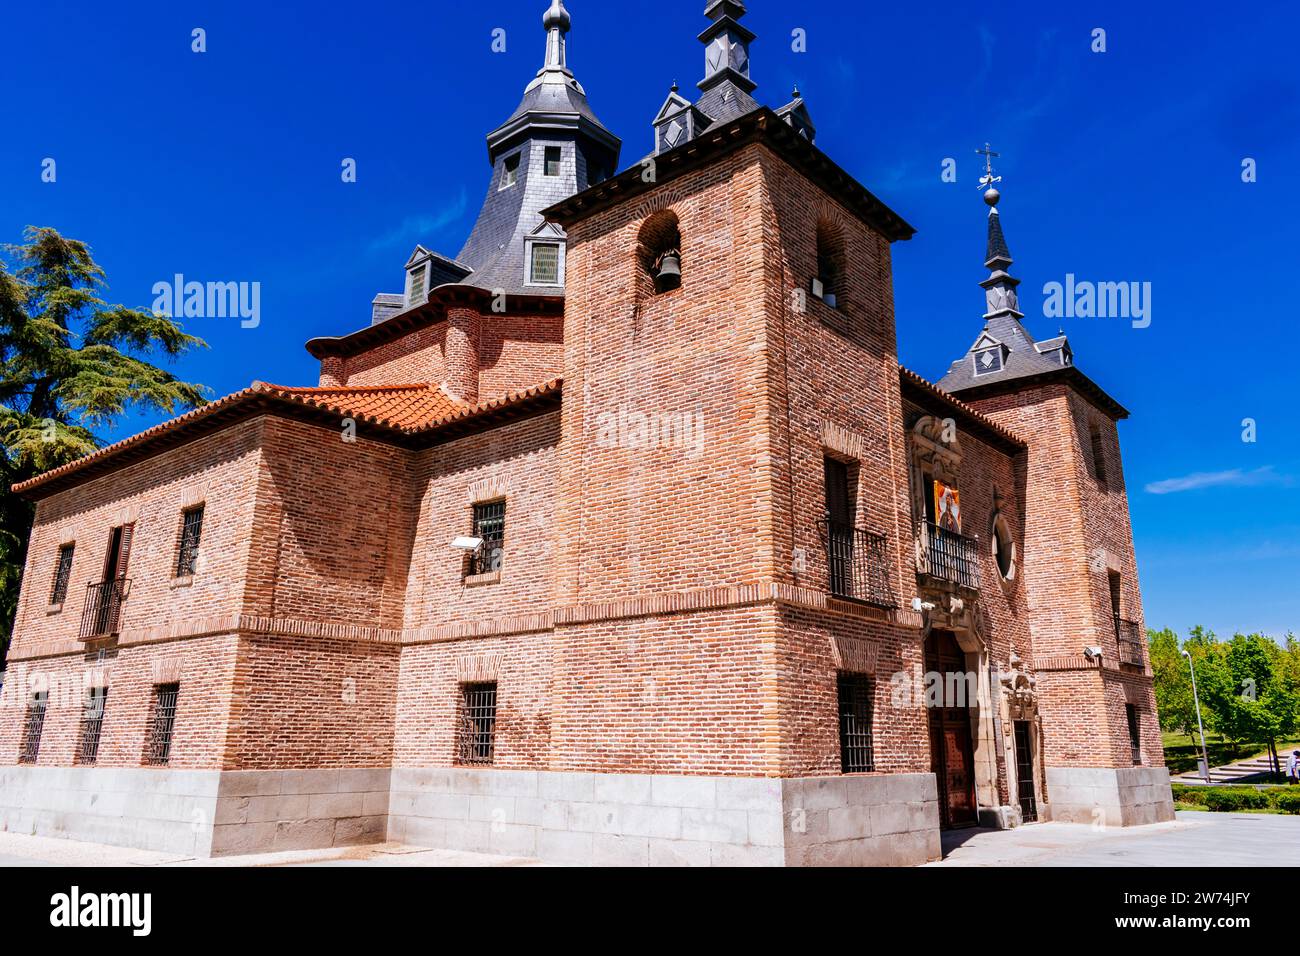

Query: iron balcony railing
left=79, top=579, right=128, bottom=640
left=1115, top=616, right=1145, bottom=667
left=818, top=519, right=894, bottom=607
left=918, top=521, right=981, bottom=590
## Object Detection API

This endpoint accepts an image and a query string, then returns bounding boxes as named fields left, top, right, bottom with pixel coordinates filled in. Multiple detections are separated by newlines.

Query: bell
left=654, top=251, right=681, bottom=292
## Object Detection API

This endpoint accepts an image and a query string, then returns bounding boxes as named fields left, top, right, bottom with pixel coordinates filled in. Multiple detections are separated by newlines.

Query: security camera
left=1083, top=646, right=1103, bottom=660
left=911, top=597, right=937, bottom=613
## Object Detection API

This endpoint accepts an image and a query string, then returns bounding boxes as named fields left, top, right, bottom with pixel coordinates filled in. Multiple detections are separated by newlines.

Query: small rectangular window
left=529, top=243, right=560, bottom=285
left=500, top=153, right=521, bottom=189
left=470, top=501, right=505, bottom=576
left=75, top=687, right=109, bottom=765
left=1089, top=425, right=1108, bottom=486
left=544, top=146, right=562, bottom=177
left=1125, top=703, right=1141, bottom=764
left=50, top=543, right=74, bottom=605
left=143, top=683, right=180, bottom=766
left=838, top=673, right=875, bottom=773
left=455, top=682, right=498, bottom=765
left=18, top=692, right=49, bottom=764
left=176, top=505, right=204, bottom=577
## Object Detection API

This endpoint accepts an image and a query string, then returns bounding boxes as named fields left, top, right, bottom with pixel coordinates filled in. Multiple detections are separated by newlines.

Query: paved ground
left=930, top=811, right=1300, bottom=867
left=0, top=834, right=537, bottom=868
left=0, top=810, right=1295, bottom=866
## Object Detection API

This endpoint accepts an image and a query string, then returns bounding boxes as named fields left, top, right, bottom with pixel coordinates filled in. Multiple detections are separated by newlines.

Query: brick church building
left=0, top=1, right=1173, bottom=865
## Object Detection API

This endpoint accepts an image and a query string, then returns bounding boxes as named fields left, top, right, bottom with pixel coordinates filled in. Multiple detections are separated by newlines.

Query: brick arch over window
left=635, top=209, right=683, bottom=298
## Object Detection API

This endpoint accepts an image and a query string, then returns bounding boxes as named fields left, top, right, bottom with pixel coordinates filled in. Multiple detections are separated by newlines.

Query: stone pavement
left=1, top=810, right=1295, bottom=866
left=930, top=810, right=1300, bottom=866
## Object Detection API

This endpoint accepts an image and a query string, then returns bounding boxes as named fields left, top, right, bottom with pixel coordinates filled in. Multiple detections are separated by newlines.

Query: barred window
left=837, top=673, right=875, bottom=773
left=75, top=687, right=109, bottom=765
left=470, top=501, right=505, bottom=576
left=1126, top=703, right=1141, bottom=765
left=455, top=682, right=498, bottom=766
left=18, top=692, right=49, bottom=764
left=176, top=505, right=204, bottom=577
left=50, top=543, right=74, bottom=605
left=143, top=683, right=180, bottom=766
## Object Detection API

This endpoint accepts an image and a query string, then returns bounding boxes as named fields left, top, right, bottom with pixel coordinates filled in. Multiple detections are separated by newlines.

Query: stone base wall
left=0, top=765, right=220, bottom=856
left=1045, top=766, right=1175, bottom=827
left=388, top=768, right=941, bottom=866
left=210, top=768, right=390, bottom=856
left=0, top=766, right=390, bottom=857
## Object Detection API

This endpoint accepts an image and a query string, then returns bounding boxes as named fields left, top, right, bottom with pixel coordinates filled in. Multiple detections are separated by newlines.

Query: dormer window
left=528, top=242, right=562, bottom=286
left=973, top=346, right=1004, bottom=376
left=406, top=262, right=428, bottom=306
left=544, top=146, right=562, bottom=177
left=500, top=153, right=521, bottom=190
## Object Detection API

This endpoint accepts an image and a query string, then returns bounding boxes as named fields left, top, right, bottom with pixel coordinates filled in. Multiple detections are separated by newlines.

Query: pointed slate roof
left=936, top=182, right=1128, bottom=418
left=651, top=2, right=815, bottom=155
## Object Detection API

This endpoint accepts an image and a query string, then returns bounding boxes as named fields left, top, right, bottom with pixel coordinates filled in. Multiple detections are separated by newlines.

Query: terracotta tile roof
left=13, top=377, right=564, bottom=497
left=257, top=382, right=467, bottom=430
left=898, top=365, right=1027, bottom=451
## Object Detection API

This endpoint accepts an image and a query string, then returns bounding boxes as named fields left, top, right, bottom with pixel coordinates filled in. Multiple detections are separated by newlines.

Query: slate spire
left=976, top=147, right=1021, bottom=320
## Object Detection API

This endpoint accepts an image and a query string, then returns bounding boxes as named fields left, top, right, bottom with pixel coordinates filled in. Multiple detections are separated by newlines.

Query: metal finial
left=976, top=142, right=1002, bottom=205
left=543, top=0, right=570, bottom=33
left=792, top=84, right=801, bottom=99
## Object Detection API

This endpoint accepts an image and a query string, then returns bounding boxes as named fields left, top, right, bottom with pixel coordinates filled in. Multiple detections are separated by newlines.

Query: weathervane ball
left=983, top=186, right=1001, bottom=207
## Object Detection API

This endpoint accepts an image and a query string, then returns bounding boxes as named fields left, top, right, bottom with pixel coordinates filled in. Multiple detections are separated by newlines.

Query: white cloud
left=1144, top=465, right=1293, bottom=495
left=367, top=190, right=469, bottom=254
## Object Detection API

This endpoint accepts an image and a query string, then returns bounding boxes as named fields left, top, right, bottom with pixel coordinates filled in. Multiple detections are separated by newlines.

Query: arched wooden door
left=925, top=630, right=978, bottom=828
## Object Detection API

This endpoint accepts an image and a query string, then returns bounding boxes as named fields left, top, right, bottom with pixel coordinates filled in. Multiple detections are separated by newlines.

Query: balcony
left=79, top=579, right=128, bottom=640
left=1115, top=616, right=1145, bottom=667
left=818, top=520, right=894, bottom=607
left=917, top=521, right=981, bottom=590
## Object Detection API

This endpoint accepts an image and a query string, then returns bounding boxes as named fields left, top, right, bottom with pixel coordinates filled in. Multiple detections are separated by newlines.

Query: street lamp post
left=1182, top=648, right=1211, bottom=783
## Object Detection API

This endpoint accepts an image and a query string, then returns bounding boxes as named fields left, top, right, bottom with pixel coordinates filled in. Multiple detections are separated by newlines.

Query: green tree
left=1149, top=627, right=1196, bottom=737
left=1199, top=632, right=1297, bottom=775
left=0, top=227, right=208, bottom=662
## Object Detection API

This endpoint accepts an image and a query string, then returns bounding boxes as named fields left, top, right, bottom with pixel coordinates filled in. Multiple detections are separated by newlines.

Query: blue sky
left=3, top=1, right=1297, bottom=640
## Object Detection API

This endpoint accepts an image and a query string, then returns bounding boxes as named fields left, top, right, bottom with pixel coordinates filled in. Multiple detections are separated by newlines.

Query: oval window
left=992, top=514, right=1016, bottom=581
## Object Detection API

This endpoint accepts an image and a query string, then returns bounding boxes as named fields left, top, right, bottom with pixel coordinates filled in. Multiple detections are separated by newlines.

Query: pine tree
left=0, top=227, right=208, bottom=661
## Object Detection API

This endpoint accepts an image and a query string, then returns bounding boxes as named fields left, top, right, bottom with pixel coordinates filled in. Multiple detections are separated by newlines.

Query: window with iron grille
left=1126, top=703, right=1142, bottom=765
left=176, top=505, right=204, bottom=577
left=469, top=501, right=505, bottom=576
left=18, top=692, right=49, bottom=764
left=50, top=543, right=74, bottom=605
left=837, top=673, right=875, bottom=773
left=143, top=683, right=180, bottom=766
left=75, top=687, right=109, bottom=765
left=455, top=682, right=498, bottom=766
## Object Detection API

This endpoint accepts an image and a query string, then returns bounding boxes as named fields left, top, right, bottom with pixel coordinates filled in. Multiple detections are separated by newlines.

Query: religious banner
left=933, top=480, right=962, bottom=533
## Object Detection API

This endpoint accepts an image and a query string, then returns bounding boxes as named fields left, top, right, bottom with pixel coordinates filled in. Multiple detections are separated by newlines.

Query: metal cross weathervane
left=976, top=142, right=1002, bottom=190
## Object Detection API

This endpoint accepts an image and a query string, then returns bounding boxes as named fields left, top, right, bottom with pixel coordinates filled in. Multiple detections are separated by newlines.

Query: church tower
left=455, top=0, right=621, bottom=296
left=937, top=165, right=1169, bottom=827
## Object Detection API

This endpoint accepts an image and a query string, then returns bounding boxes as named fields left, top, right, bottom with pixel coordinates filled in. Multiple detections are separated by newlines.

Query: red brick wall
left=10, top=419, right=263, bottom=658
left=224, top=635, right=398, bottom=770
